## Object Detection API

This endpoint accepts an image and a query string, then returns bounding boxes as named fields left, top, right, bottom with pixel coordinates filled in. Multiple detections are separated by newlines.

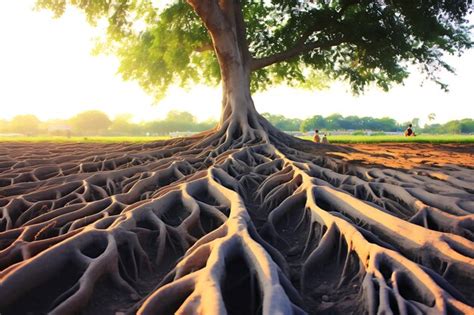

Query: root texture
left=0, top=127, right=473, bottom=314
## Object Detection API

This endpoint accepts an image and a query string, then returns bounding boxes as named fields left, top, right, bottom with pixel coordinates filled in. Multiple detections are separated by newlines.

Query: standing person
left=313, top=129, right=321, bottom=143
left=404, top=124, right=416, bottom=137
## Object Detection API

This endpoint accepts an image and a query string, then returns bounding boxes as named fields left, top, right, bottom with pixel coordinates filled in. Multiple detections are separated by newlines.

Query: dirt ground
left=327, top=143, right=474, bottom=169
left=1, top=141, right=472, bottom=169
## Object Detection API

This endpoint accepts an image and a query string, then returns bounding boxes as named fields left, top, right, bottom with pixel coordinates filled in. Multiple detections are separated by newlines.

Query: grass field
left=299, top=134, right=474, bottom=144
left=0, top=136, right=172, bottom=143
left=0, top=134, right=473, bottom=144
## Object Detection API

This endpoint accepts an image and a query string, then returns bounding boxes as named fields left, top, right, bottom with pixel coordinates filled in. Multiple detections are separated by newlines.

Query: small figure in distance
left=313, top=129, right=321, bottom=143
left=321, top=133, right=329, bottom=144
left=404, top=124, right=416, bottom=137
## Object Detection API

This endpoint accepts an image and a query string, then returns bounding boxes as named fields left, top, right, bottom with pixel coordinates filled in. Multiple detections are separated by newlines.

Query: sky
left=0, top=1, right=473, bottom=126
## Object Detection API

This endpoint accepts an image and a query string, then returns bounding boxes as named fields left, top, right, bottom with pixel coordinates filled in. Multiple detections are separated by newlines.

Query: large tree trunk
left=217, top=48, right=257, bottom=129
left=187, top=0, right=307, bottom=151
left=211, top=23, right=254, bottom=126
left=188, top=0, right=262, bottom=131
left=186, top=0, right=303, bottom=150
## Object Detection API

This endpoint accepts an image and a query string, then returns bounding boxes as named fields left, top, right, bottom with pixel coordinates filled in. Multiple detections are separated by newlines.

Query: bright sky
left=0, top=1, right=473, bottom=125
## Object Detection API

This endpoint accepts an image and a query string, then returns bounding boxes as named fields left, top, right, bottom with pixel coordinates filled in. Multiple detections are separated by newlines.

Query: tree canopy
left=69, top=110, right=112, bottom=135
left=262, top=113, right=302, bottom=131
left=300, top=113, right=401, bottom=132
left=36, top=0, right=473, bottom=101
left=9, top=115, right=41, bottom=135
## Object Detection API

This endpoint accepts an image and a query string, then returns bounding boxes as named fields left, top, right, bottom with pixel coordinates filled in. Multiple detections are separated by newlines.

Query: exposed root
left=0, top=124, right=473, bottom=314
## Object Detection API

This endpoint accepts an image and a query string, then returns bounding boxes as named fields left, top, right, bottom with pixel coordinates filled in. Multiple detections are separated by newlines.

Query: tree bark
left=187, top=0, right=260, bottom=130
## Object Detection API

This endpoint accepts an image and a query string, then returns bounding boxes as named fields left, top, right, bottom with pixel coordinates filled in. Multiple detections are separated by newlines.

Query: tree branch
left=250, top=38, right=343, bottom=71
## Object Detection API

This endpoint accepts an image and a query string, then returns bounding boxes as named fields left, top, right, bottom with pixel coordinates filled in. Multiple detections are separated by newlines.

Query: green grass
left=299, top=134, right=474, bottom=144
left=0, top=134, right=473, bottom=144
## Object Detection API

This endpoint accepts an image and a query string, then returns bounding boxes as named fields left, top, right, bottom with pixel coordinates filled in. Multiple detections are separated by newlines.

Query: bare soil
left=333, top=143, right=474, bottom=169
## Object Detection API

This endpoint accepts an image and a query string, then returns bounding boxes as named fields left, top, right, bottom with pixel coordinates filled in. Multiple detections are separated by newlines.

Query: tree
left=142, top=111, right=216, bottom=134
left=196, top=118, right=218, bottom=131
left=143, top=111, right=202, bottom=134
left=109, top=113, right=142, bottom=135
left=411, top=117, right=421, bottom=129
left=443, top=120, right=462, bottom=133
left=69, top=110, right=112, bottom=135
left=371, top=117, right=399, bottom=132
left=340, top=115, right=362, bottom=130
left=36, top=0, right=472, bottom=138
left=460, top=118, right=474, bottom=134
left=262, top=113, right=302, bottom=131
left=166, top=110, right=196, bottom=123
left=0, top=119, right=10, bottom=133
left=164, top=110, right=198, bottom=132
left=9, top=114, right=41, bottom=135
left=1, top=1, right=472, bottom=314
left=301, top=115, right=327, bottom=132
left=422, top=122, right=444, bottom=134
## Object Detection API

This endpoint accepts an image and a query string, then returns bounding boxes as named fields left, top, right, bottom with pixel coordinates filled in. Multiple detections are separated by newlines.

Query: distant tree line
left=0, top=111, right=473, bottom=136
left=263, top=113, right=474, bottom=134
left=300, top=114, right=402, bottom=132
left=421, top=119, right=474, bottom=134
left=263, top=113, right=404, bottom=132
left=0, top=110, right=217, bottom=136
